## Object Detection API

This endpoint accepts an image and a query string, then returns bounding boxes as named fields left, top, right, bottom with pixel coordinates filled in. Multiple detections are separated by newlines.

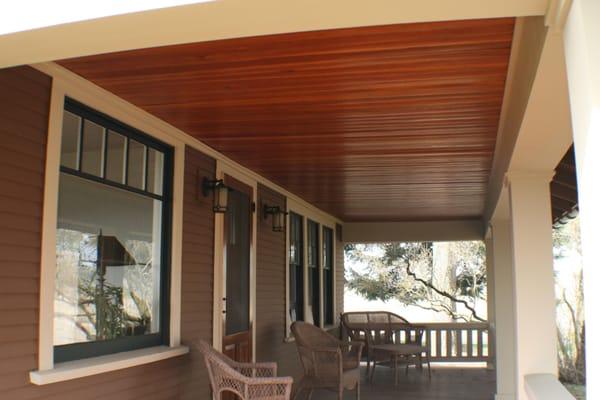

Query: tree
left=345, top=241, right=486, bottom=322
left=553, top=217, right=586, bottom=385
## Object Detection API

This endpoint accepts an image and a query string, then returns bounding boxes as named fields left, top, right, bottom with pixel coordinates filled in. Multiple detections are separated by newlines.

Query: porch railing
left=420, top=322, right=492, bottom=363
left=343, top=321, right=493, bottom=364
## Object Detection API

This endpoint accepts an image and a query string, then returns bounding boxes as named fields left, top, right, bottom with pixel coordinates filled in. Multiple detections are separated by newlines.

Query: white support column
left=490, top=219, right=517, bottom=400
left=564, top=1, right=600, bottom=398
left=507, top=172, right=558, bottom=400
left=485, top=235, right=496, bottom=371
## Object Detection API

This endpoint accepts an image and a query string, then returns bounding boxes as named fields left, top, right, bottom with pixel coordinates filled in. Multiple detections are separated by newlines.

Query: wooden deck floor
left=310, top=364, right=496, bottom=400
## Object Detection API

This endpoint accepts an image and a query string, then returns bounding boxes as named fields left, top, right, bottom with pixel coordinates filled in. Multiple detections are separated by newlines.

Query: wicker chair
left=197, top=340, right=294, bottom=400
left=291, top=321, right=363, bottom=400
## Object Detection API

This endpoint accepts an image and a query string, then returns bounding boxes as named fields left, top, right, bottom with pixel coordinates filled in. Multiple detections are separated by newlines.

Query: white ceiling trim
left=1, top=0, right=547, bottom=68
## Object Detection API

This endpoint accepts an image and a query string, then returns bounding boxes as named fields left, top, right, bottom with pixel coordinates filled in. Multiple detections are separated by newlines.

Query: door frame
left=212, top=160, right=258, bottom=361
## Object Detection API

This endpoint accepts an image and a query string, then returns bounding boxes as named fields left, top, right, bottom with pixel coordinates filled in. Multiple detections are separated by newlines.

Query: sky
left=0, top=1, right=214, bottom=36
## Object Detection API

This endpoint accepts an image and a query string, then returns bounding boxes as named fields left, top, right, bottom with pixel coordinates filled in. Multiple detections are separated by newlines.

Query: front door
left=222, top=175, right=253, bottom=364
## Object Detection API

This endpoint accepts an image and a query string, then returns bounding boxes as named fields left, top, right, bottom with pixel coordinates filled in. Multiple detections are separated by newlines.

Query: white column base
left=495, top=394, right=516, bottom=400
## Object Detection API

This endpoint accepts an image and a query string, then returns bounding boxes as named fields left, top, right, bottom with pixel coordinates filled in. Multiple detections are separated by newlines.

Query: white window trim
left=33, top=72, right=187, bottom=384
left=285, top=198, right=337, bottom=340
left=31, top=61, right=341, bottom=375
left=30, top=345, right=189, bottom=385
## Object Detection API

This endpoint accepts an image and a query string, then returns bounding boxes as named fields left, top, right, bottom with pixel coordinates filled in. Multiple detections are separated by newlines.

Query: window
left=54, top=99, right=173, bottom=362
left=288, top=212, right=304, bottom=322
left=307, top=220, right=320, bottom=326
left=322, top=227, right=334, bottom=325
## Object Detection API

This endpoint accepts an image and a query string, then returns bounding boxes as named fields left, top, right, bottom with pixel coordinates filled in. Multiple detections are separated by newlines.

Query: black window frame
left=288, top=212, right=304, bottom=323
left=54, top=98, right=174, bottom=363
left=322, top=226, right=334, bottom=326
left=307, top=219, right=320, bottom=326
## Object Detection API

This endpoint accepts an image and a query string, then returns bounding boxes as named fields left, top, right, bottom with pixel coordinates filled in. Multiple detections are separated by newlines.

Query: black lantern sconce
left=263, top=204, right=288, bottom=232
left=202, top=178, right=230, bottom=213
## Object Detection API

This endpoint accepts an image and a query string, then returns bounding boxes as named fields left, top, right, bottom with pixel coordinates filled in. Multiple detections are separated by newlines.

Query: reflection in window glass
left=323, top=227, right=334, bottom=325
left=147, top=148, right=164, bottom=195
left=127, top=140, right=146, bottom=190
left=105, top=131, right=126, bottom=184
left=80, top=120, right=105, bottom=177
left=54, top=174, right=162, bottom=346
left=60, top=111, right=81, bottom=169
left=307, top=220, right=320, bottom=326
left=289, top=212, right=304, bottom=322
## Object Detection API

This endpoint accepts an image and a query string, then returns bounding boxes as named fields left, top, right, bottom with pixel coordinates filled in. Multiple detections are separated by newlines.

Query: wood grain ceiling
left=59, top=17, right=515, bottom=222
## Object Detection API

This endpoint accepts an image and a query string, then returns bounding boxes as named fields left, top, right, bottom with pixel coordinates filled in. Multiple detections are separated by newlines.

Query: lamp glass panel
left=215, top=184, right=228, bottom=211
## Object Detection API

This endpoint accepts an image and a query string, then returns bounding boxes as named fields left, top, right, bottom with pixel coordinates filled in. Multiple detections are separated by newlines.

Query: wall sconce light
left=202, top=178, right=229, bottom=213
left=263, top=204, right=288, bottom=232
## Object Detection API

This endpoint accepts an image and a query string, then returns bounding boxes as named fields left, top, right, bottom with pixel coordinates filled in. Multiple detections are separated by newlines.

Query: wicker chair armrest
left=304, top=346, right=343, bottom=379
left=233, top=361, right=278, bottom=378
left=249, top=376, right=294, bottom=385
left=348, top=341, right=364, bottom=359
left=308, top=346, right=343, bottom=354
left=246, top=376, right=294, bottom=400
left=340, top=341, right=364, bottom=365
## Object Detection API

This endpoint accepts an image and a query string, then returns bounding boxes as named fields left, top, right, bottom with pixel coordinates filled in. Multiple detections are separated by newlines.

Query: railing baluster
left=426, top=328, right=432, bottom=357
left=478, top=329, right=482, bottom=359
left=446, top=329, right=452, bottom=358
left=467, top=328, right=473, bottom=358
left=436, top=328, right=442, bottom=359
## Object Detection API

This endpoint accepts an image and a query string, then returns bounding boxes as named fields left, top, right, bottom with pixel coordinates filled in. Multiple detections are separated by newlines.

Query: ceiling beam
left=344, top=220, right=484, bottom=243
left=550, top=182, right=578, bottom=203
left=0, top=0, right=547, bottom=68
left=553, top=171, right=578, bottom=189
left=485, top=16, right=573, bottom=226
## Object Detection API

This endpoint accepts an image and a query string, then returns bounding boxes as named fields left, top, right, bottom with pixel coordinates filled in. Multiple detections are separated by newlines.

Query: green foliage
left=346, top=241, right=487, bottom=321
left=77, top=268, right=152, bottom=340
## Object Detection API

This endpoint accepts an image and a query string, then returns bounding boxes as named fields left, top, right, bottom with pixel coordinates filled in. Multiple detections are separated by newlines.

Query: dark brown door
left=222, top=175, right=253, bottom=364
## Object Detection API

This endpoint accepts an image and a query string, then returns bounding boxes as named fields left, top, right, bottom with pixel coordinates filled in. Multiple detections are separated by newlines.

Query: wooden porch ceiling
left=58, top=18, right=515, bottom=222
left=552, top=146, right=578, bottom=226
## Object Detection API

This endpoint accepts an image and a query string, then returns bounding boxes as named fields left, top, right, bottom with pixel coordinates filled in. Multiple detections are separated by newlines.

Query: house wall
left=0, top=65, right=346, bottom=397
left=0, top=66, right=215, bottom=399
left=255, top=184, right=302, bottom=378
left=255, top=185, right=346, bottom=380
left=180, top=146, right=216, bottom=399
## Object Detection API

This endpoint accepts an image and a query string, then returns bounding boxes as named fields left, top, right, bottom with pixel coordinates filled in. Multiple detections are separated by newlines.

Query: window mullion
left=143, top=145, right=149, bottom=192
left=124, top=137, right=130, bottom=186
left=101, top=128, right=108, bottom=179
left=76, top=117, right=84, bottom=171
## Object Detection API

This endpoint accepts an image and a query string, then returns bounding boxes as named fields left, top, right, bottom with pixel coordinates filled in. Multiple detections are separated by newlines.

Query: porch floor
left=309, top=364, right=496, bottom=400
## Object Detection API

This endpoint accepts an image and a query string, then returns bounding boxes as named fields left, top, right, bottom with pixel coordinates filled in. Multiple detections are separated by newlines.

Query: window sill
left=30, top=345, right=189, bottom=385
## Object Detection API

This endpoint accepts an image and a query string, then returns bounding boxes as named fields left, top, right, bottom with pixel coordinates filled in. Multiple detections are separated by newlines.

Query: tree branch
left=404, top=262, right=485, bottom=322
